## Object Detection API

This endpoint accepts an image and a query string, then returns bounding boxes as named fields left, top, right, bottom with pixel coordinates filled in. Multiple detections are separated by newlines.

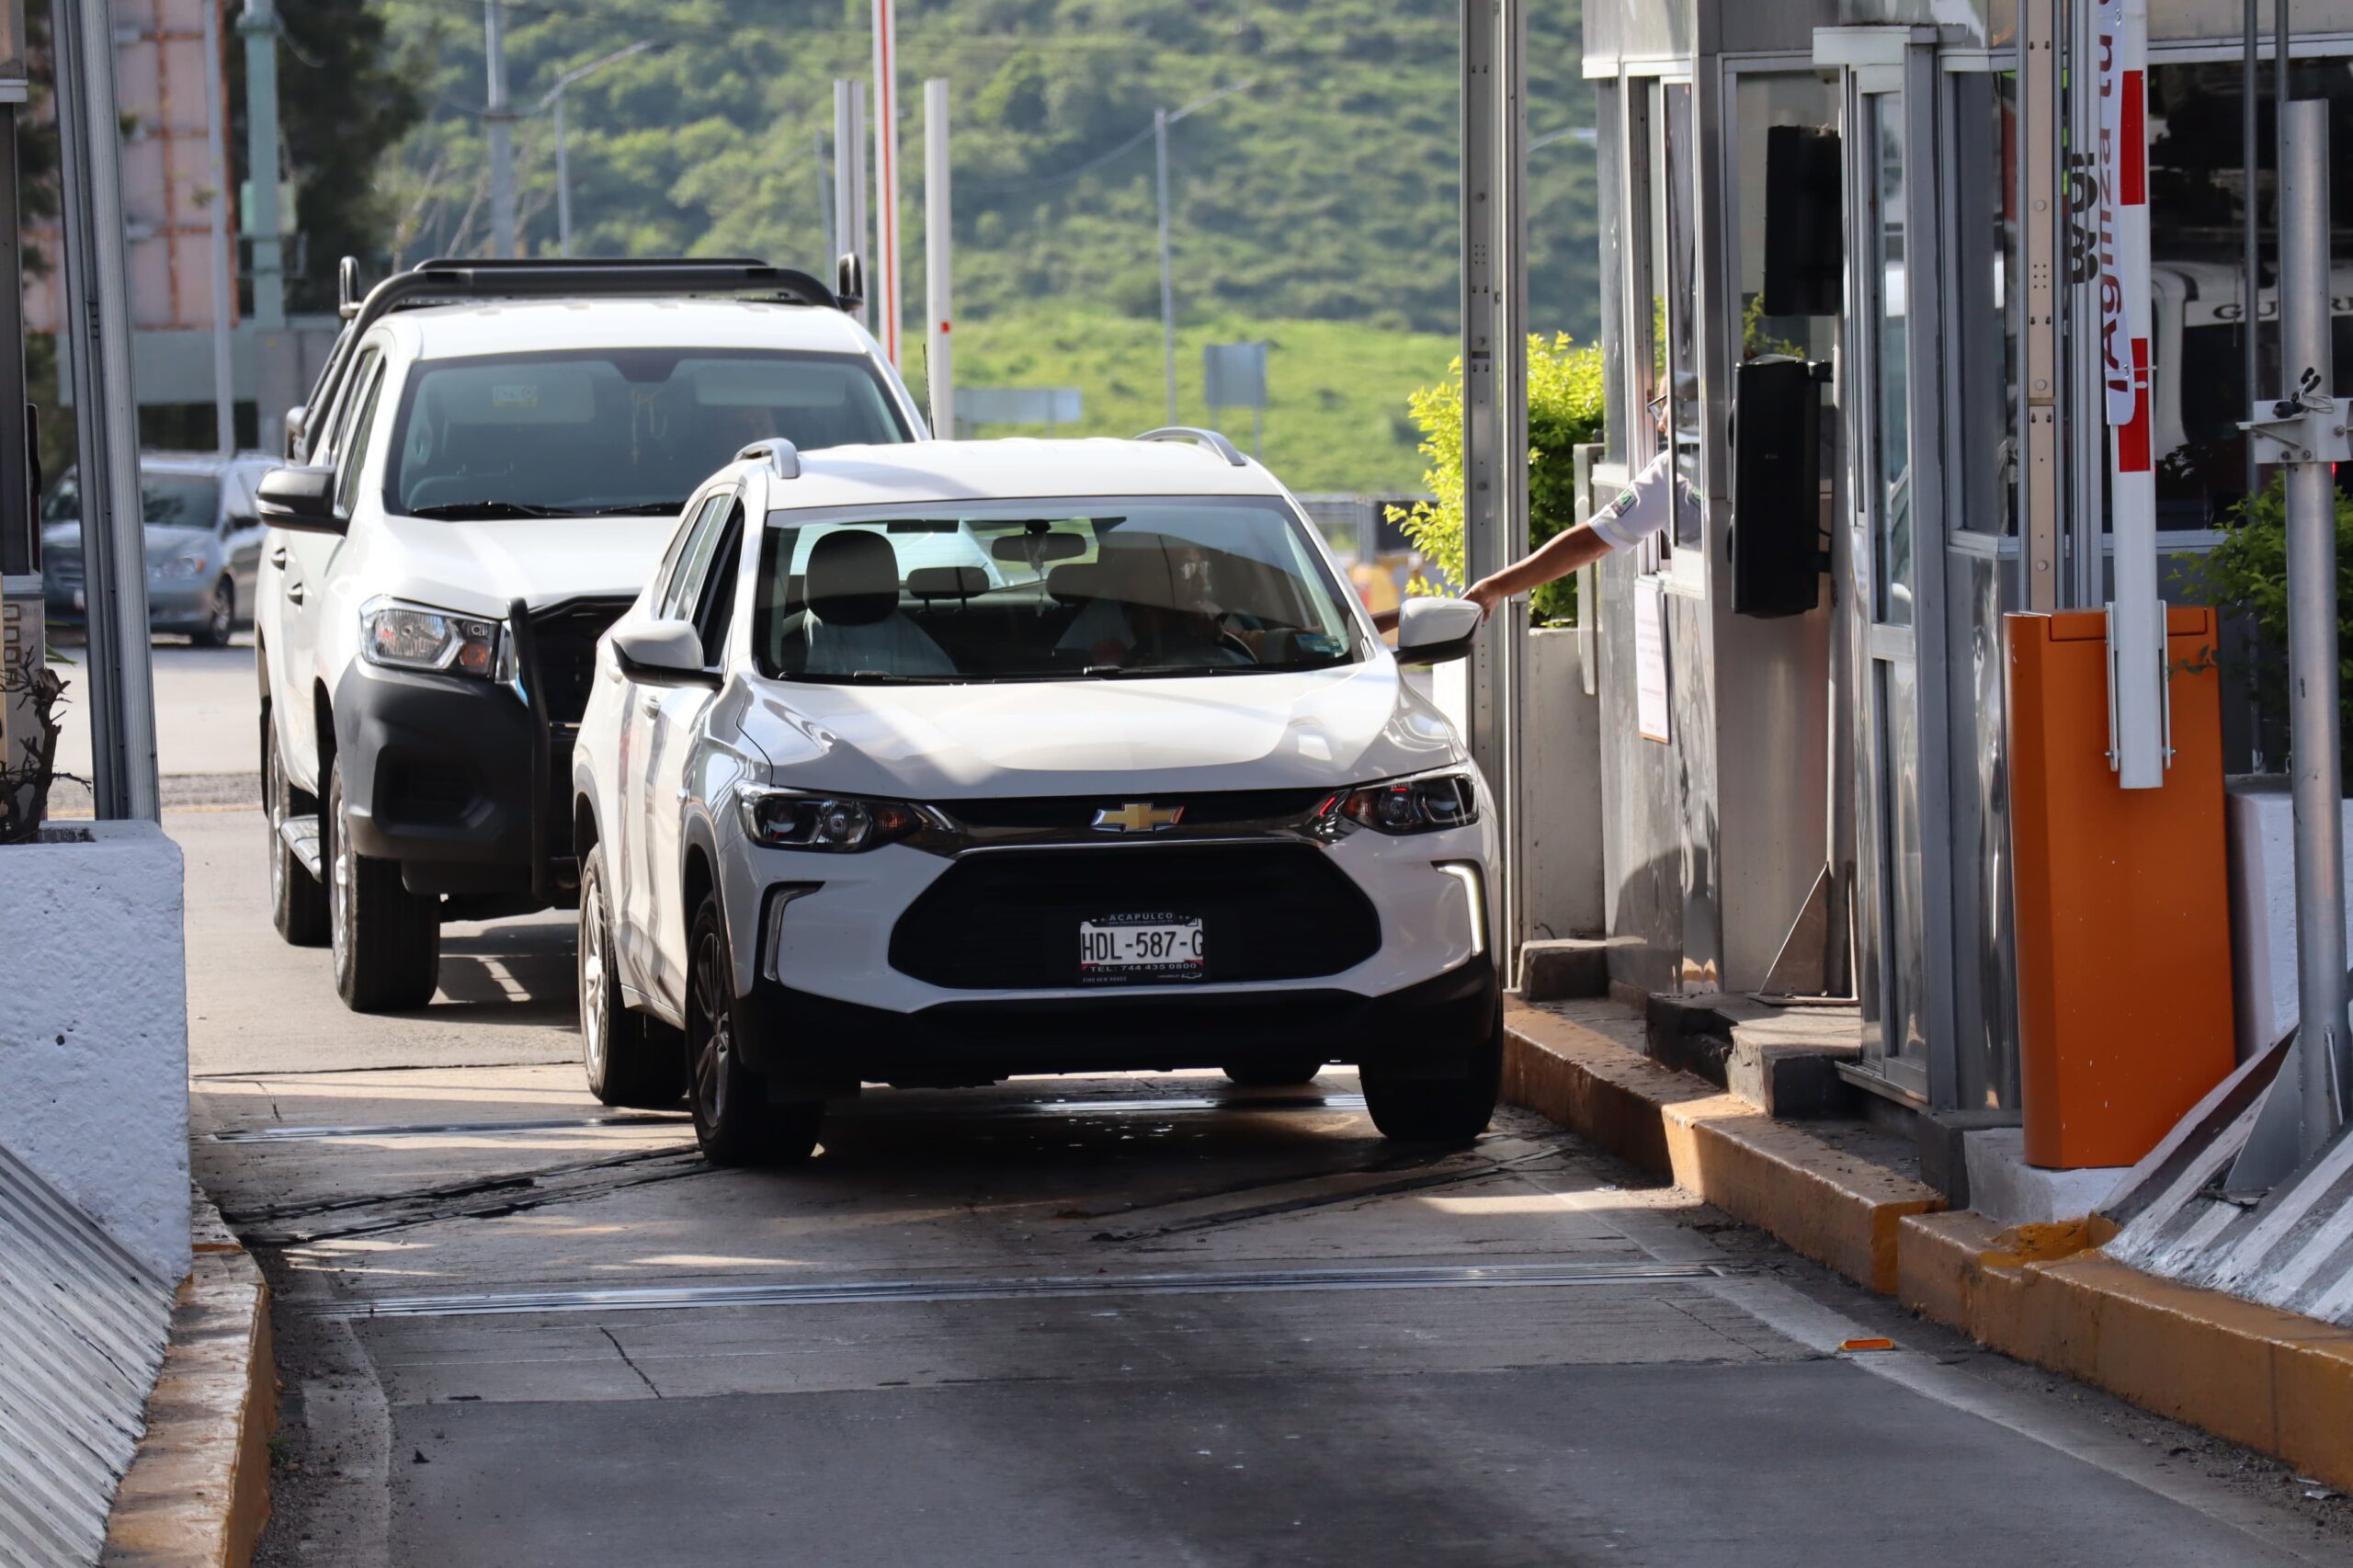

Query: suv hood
left=369, top=511, right=678, bottom=615
left=744, top=664, right=1466, bottom=798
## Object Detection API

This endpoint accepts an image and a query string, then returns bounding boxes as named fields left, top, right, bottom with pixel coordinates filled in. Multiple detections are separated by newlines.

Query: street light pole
left=1155, top=106, right=1173, bottom=426
left=1154, top=82, right=1254, bottom=430
left=536, top=40, right=653, bottom=260
left=484, top=0, right=516, bottom=256
left=200, top=0, right=234, bottom=453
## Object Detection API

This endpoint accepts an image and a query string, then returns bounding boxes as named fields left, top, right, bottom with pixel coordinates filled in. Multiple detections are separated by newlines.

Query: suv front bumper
left=733, top=955, right=1500, bottom=1086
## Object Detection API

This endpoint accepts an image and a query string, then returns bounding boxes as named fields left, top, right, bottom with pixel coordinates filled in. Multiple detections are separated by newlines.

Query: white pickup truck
left=255, top=257, right=925, bottom=1011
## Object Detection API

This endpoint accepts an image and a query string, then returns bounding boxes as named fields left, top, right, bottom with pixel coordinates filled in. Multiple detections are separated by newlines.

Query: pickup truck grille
left=525, top=598, right=631, bottom=726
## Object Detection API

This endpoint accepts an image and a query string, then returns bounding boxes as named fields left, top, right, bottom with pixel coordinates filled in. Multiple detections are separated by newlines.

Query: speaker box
left=1731, top=355, right=1824, bottom=619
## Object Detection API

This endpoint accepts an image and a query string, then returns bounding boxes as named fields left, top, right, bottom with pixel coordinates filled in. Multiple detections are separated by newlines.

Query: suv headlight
left=151, top=553, right=206, bottom=579
left=359, top=597, right=504, bottom=678
left=1331, top=770, right=1480, bottom=835
left=739, top=787, right=929, bottom=852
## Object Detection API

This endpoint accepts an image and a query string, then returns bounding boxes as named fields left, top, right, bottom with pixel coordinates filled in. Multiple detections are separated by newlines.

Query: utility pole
left=1154, top=83, right=1254, bottom=430
left=1155, top=106, right=1174, bottom=426
left=924, top=77, right=953, bottom=436
left=201, top=0, right=235, bottom=453
left=52, top=0, right=158, bottom=820
left=484, top=0, right=516, bottom=257
left=871, top=0, right=900, bottom=365
left=237, top=0, right=283, bottom=331
left=834, top=80, right=868, bottom=331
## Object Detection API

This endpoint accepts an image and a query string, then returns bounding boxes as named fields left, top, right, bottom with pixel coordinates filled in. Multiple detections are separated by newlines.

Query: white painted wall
left=2224, top=778, right=2353, bottom=1063
left=0, top=821, right=190, bottom=1281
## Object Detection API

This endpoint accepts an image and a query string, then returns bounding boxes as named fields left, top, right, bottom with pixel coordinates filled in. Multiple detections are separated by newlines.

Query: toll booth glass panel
left=1663, top=81, right=1703, bottom=555
left=1872, top=92, right=1915, bottom=629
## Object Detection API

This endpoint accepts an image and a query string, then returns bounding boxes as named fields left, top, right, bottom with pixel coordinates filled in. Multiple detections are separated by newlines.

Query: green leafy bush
left=1387, top=333, right=1607, bottom=626
left=2188, top=476, right=2353, bottom=776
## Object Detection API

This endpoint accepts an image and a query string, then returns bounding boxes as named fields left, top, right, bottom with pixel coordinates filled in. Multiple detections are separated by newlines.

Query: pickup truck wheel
left=264, top=722, right=328, bottom=947
left=580, top=851, right=682, bottom=1108
left=1358, top=1006, right=1501, bottom=1145
left=686, top=892, right=822, bottom=1166
left=1222, top=1056, right=1325, bottom=1087
left=326, top=758, right=441, bottom=1012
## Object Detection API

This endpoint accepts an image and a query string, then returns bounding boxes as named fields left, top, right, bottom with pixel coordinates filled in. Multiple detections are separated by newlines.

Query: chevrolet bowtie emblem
left=1093, top=801, right=1185, bottom=834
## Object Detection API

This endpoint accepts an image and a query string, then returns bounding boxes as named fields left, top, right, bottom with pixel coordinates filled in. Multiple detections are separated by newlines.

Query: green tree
left=1390, top=333, right=1607, bottom=626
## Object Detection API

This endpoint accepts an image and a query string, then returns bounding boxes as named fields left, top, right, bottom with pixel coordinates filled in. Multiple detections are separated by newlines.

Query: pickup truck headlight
left=739, top=788, right=928, bottom=852
left=1334, top=771, right=1480, bottom=835
left=359, top=597, right=504, bottom=678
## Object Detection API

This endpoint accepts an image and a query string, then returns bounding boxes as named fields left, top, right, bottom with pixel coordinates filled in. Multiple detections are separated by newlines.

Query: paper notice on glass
left=1634, top=577, right=1671, bottom=744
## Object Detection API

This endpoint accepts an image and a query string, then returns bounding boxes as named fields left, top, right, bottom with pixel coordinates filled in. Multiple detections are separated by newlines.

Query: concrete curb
left=1505, top=1000, right=1944, bottom=1291
left=1505, top=999, right=2353, bottom=1491
left=101, top=1194, right=276, bottom=1568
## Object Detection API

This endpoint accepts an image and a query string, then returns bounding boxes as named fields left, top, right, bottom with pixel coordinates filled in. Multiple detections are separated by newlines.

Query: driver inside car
left=1071, top=536, right=1256, bottom=671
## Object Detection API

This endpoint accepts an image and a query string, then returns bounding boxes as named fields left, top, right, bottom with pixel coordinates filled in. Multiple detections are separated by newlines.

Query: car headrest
left=906, top=564, right=987, bottom=601
left=805, top=529, right=899, bottom=626
left=1047, top=562, right=1106, bottom=604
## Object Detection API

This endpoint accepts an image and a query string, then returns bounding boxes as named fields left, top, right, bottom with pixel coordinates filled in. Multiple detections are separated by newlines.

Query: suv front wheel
left=327, top=757, right=442, bottom=1012
left=686, top=892, right=823, bottom=1166
left=1358, top=1004, right=1502, bottom=1144
left=580, top=849, right=683, bottom=1107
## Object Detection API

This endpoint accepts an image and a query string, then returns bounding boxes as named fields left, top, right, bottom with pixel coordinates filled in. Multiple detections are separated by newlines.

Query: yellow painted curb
left=1505, top=1000, right=1945, bottom=1293
left=102, top=1202, right=277, bottom=1568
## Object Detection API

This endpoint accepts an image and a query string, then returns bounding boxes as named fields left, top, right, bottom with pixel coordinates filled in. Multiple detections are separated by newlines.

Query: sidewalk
left=1503, top=996, right=2353, bottom=1493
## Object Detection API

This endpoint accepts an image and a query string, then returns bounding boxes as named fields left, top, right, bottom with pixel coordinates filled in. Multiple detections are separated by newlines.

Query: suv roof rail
left=737, top=437, right=801, bottom=480
left=294, top=256, right=841, bottom=463
left=1133, top=426, right=1248, bottom=468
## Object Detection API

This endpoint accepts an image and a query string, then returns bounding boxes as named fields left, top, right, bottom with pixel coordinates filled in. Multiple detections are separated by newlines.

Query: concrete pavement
left=49, top=632, right=261, bottom=784
left=170, top=805, right=2353, bottom=1566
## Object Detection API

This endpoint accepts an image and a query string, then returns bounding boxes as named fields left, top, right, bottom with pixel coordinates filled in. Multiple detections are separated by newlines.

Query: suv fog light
left=1436, top=862, right=1488, bottom=957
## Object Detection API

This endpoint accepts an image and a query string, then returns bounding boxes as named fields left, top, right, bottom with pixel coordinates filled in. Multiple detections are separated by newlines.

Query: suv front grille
left=889, top=843, right=1381, bottom=990
left=938, top=788, right=1335, bottom=835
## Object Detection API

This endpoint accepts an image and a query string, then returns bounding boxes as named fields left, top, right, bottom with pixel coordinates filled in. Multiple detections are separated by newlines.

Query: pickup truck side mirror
left=1394, top=597, right=1482, bottom=665
left=256, top=465, right=347, bottom=536
left=612, top=619, right=717, bottom=686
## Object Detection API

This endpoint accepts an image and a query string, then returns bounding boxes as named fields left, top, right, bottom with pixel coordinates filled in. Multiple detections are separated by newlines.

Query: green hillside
left=367, top=0, right=1596, bottom=483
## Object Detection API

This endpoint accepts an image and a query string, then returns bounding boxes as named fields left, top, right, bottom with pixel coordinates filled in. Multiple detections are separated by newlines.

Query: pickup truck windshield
left=754, top=500, right=1364, bottom=684
left=384, top=347, right=908, bottom=519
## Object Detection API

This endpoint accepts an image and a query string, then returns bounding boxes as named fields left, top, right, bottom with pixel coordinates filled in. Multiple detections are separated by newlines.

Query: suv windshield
left=383, top=348, right=909, bottom=519
left=753, top=500, right=1364, bottom=685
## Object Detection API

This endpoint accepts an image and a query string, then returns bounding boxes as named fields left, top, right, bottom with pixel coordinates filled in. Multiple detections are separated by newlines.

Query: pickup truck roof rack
left=1133, top=426, right=1248, bottom=467
left=294, top=257, right=842, bottom=461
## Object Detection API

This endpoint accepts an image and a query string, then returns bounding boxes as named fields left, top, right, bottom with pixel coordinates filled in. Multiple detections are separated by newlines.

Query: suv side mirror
left=612, top=619, right=718, bottom=686
left=256, top=465, right=347, bottom=536
left=222, top=510, right=256, bottom=538
left=835, top=252, right=867, bottom=314
left=1394, top=597, right=1482, bottom=665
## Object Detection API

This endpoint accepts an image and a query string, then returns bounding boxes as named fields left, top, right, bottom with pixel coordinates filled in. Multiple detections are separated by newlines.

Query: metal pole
left=201, top=0, right=235, bottom=453
left=924, top=77, right=953, bottom=436
left=552, top=89, right=570, bottom=257
left=817, top=131, right=833, bottom=264
left=2022, top=0, right=2062, bottom=610
left=52, top=0, right=158, bottom=821
left=237, top=0, right=283, bottom=331
left=870, top=0, right=901, bottom=365
left=834, top=80, right=868, bottom=331
left=484, top=0, right=516, bottom=257
left=2244, top=0, right=2262, bottom=498
left=1156, top=106, right=1176, bottom=426
left=2279, top=98, right=2345, bottom=1154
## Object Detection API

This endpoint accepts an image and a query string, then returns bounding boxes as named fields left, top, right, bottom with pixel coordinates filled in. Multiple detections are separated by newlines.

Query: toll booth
left=1574, top=0, right=2352, bottom=1130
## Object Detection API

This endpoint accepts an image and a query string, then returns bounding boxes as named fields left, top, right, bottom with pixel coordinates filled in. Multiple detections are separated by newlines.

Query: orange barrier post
left=2006, top=607, right=2235, bottom=1168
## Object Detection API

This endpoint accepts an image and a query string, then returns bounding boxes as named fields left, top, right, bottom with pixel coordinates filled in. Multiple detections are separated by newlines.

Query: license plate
left=1078, top=913, right=1204, bottom=984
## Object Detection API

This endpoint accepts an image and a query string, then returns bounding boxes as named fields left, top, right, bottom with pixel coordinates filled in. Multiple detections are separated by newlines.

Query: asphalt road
left=49, top=630, right=261, bottom=785
left=171, top=802, right=2353, bottom=1567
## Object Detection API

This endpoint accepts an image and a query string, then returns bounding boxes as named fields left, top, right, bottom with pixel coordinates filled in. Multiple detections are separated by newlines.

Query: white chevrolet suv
left=256, top=258, right=922, bottom=1011
left=570, top=432, right=1498, bottom=1165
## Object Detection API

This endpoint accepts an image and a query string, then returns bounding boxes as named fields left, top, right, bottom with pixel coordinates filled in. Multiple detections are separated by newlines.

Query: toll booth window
left=1656, top=82, right=1702, bottom=560
left=1732, top=71, right=1841, bottom=529
left=2143, top=58, right=2353, bottom=530
left=1949, top=71, right=2021, bottom=539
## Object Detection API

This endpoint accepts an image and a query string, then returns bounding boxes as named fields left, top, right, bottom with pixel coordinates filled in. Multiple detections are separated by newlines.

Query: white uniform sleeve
left=1586, top=449, right=1684, bottom=550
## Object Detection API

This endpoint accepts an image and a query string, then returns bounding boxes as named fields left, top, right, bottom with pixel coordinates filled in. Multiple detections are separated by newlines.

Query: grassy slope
left=902, top=310, right=1453, bottom=494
